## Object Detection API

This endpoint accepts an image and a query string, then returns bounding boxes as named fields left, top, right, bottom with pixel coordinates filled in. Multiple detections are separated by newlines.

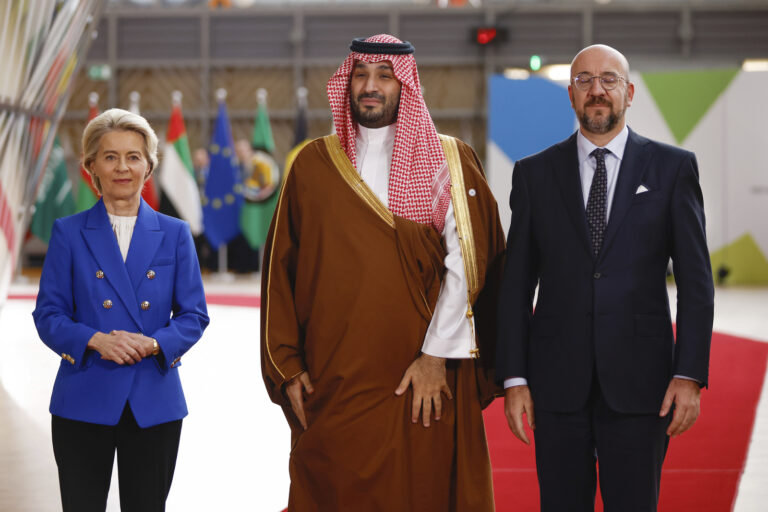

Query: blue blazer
left=33, top=199, right=209, bottom=427
left=496, top=129, right=714, bottom=414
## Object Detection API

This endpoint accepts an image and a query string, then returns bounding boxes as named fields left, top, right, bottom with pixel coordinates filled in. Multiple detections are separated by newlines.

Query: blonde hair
left=81, top=108, right=159, bottom=193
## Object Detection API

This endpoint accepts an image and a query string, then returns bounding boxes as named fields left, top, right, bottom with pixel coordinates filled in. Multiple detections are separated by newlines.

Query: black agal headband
left=350, top=38, right=415, bottom=55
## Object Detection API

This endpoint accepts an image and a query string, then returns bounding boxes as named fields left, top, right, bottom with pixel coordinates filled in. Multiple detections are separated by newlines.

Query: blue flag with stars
left=203, top=99, right=243, bottom=248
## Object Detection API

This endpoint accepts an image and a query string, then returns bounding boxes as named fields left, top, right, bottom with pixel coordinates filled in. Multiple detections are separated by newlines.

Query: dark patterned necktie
left=586, top=148, right=609, bottom=257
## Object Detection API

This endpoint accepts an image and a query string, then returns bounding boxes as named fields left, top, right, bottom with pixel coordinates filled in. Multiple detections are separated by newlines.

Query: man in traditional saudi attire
left=260, top=34, right=505, bottom=510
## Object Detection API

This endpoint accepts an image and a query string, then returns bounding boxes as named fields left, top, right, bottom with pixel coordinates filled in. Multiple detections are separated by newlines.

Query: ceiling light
left=503, top=68, right=530, bottom=80
left=743, top=59, right=768, bottom=72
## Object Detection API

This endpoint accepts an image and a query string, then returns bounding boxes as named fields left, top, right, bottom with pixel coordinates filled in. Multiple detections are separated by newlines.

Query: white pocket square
left=636, top=184, right=649, bottom=194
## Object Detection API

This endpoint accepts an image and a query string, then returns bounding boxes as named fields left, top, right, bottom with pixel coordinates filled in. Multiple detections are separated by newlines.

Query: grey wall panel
left=117, top=17, right=201, bottom=60
left=692, top=10, right=768, bottom=56
left=87, top=18, right=109, bottom=61
left=593, top=12, right=681, bottom=56
left=210, top=16, right=293, bottom=60
left=304, top=15, right=389, bottom=59
left=400, top=13, right=485, bottom=59
left=496, top=12, right=582, bottom=58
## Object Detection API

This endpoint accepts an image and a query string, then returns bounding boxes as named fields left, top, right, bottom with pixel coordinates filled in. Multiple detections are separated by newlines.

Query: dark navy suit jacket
left=496, top=128, right=714, bottom=414
left=33, top=199, right=209, bottom=427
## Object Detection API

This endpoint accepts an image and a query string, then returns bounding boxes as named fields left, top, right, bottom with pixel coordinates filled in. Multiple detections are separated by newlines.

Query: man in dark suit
left=496, top=44, right=714, bottom=511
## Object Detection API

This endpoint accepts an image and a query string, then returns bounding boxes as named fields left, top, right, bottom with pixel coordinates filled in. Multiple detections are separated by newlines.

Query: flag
left=29, top=137, right=75, bottom=244
left=239, top=88, right=281, bottom=250
left=75, top=93, right=100, bottom=212
left=285, top=86, right=311, bottom=174
left=158, top=91, right=203, bottom=235
left=129, top=91, right=160, bottom=210
left=202, top=91, right=243, bottom=248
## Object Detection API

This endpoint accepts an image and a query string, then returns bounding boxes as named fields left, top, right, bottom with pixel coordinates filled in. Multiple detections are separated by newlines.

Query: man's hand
left=395, top=353, right=453, bottom=427
left=87, top=330, right=148, bottom=365
left=285, top=372, right=314, bottom=430
left=659, top=377, right=701, bottom=437
left=504, top=385, right=535, bottom=445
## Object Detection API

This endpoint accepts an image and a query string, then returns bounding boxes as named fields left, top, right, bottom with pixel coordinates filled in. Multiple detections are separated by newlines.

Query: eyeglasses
left=571, top=73, right=627, bottom=91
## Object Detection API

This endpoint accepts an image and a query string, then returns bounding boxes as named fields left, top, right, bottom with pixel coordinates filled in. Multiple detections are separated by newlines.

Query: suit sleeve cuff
left=504, top=377, right=528, bottom=389
left=673, top=374, right=701, bottom=384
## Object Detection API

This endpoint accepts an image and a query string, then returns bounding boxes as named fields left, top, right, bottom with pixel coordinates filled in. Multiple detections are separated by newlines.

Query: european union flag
left=203, top=97, right=243, bottom=248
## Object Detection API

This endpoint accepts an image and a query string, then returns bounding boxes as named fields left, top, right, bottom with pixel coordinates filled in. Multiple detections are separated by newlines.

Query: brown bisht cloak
left=260, top=134, right=505, bottom=511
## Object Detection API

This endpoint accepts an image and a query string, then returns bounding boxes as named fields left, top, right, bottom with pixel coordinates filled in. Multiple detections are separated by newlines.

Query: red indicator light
left=476, top=28, right=498, bottom=45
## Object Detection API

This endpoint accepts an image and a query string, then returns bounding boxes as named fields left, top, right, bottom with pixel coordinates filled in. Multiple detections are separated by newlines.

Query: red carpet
left=484, top=332, right=768, bottom=511
left=206, top=293, right=260, bottom=307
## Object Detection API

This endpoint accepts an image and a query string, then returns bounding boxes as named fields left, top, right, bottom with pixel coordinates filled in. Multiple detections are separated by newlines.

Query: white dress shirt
left=577, top=125, right=628, bottom=216
left=108, top=213, right=137, bottom=262
left=356, top=124, right=474, bottom=358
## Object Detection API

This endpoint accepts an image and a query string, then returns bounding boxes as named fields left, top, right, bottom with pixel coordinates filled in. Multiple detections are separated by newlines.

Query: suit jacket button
left=146, top=269, right=156, bottom=280
left=103, top=299, right=113, bottom=309
left=593, top=272, right=601, bottom=279
left=96, top=270, right=104, bottom=279
left=141, top=300, right=150, bottom=310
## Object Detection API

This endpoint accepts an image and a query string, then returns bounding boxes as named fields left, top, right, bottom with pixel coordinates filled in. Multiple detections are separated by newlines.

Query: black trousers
left=51, top=404, right=182, bottom=512
left=533, top=376, right=671, bottom=512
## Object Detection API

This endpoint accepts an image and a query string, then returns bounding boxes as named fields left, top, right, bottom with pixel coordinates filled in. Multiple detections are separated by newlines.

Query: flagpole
left=129, top=91, right=140, bottom=114
left=217, top=244, right=230, bottom=274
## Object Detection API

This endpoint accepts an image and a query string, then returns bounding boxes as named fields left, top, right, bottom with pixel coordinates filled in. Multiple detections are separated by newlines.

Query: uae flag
left=75, top=93, right=100, bottom=212
left=158, top=92, right=202, bottom=235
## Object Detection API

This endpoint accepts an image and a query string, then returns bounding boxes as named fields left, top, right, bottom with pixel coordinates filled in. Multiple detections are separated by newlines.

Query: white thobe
left=356, top=124, right=474, bottom=359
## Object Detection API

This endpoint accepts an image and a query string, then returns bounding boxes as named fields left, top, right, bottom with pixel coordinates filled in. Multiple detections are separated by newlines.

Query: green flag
left=240, top=88, right=280, bottom=250
left=30, top=137, right=75, bottom=244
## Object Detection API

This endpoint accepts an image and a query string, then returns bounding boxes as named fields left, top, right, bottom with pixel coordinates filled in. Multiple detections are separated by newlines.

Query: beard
left=350, top=91, right=400, bottom=128
left=578, top=96, right=625, bottom=134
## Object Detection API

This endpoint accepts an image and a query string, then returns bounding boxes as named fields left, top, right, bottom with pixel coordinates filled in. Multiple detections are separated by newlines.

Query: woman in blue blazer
left=33, top=108, right=209, bottom=512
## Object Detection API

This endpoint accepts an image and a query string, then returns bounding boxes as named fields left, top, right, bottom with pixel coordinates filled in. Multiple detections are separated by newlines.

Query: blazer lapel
left=125, top=199, right=164, bottom=291
left=81, top=200, right=144, bottom=329
left=599, top=128, right=651, bottom=261
left=553, top=133, right=593, bottom=259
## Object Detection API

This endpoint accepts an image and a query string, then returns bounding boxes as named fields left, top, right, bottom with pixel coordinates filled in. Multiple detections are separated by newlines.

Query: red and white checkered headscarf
left=327, top=34, right=451, bottom=233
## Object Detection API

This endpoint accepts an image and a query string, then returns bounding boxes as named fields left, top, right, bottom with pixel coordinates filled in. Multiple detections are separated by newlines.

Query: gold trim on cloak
left=263, top=149, right=301, bottom=381
left=322, top=134, right=396, bottom=229
left=439, top=134, right=481, bottom=358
